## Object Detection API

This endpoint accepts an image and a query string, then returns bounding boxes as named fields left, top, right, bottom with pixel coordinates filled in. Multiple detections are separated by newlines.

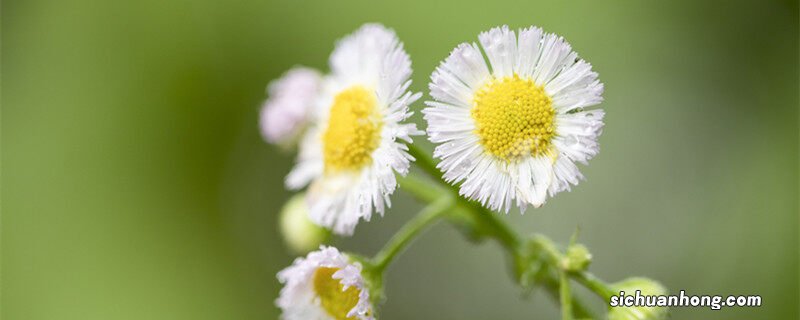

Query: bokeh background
left=3, top=0, right=798, bottom=319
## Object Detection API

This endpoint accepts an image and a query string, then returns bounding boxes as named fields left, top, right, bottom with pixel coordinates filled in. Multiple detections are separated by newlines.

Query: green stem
left=458, top=198, right=521, bottom=250
left=408, top=144, right=521, bottom=251
left=371, top=196, right=454, bottom=273
left=573, top=272, right=615, bottom=301
left=401, top=174, right=521, bottom=255
left=397, top=172, right=447, bottom=204
left=559, top=270, right=574, bottom=320
left=540, top=273, right=595, bottom=319
left=407, top=143, right=442, bottom=179
left=406, top=145, right=616, bottom=314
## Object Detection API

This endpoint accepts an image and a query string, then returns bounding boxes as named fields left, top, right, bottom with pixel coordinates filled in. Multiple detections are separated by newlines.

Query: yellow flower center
left=471, top=74, right=556, bottom=162
left=323, top=86, right=382, bottom=172
left=312, top=267, right=361, bottom=320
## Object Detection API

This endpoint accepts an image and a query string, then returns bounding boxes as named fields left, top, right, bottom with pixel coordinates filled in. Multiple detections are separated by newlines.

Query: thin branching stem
left=401, top=144, right=616, bottom=317
left=371, top=196, right=454, bottom=273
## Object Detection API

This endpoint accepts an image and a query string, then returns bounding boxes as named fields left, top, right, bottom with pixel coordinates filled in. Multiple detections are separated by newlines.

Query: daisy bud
left=561, top=243, right=592, bottom=272
left=608, top=277, right=669, bottom=320
left=260, top=67, right=321, bottom=147
left=279, top=193, right=330, bottom=254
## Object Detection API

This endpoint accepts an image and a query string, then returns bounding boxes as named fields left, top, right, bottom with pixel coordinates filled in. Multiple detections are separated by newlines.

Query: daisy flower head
left=424, top=25, right=605, bottom=213
left=286, top=24, right=421, bottom=235
left=277, top=246, right=373, bottom=320
left=260, top=67, right=322, bottom=146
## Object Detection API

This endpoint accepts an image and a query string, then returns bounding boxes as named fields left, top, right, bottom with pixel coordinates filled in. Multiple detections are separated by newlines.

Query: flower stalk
left=388, top=144, right=618, bottom=318
left=560, top=269, right=574, bottom=320
left=371, top=196, right=454, bottom=273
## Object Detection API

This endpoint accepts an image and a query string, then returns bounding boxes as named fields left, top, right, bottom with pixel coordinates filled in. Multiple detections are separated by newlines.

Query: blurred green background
left=2, top=0, right=798, bottom=319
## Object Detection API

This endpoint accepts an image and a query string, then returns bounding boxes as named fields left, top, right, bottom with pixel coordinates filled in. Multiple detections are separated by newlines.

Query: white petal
left=548, top=155, right=584, bottom=195
left=479, top=25, right=517, bottom=78
left=515, top=26, right=543, bottom=78
left=553, top=109, right=605, bottom=164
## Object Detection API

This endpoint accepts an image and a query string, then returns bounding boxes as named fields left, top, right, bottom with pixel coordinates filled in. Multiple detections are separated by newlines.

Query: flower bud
left=279, top=193, right=330, bottom=254
left=608, top=277, right=669, bottom=320
left=260, top=67, right=321, bottom=148
left=561, top=243, right=592, bottom=272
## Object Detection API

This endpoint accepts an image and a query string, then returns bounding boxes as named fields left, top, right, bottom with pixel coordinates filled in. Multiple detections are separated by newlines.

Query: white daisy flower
left=260, top=67, right=322, bottom=146
left=423, top=25, right=605, bottom=213
left=286, top=24, right=421, bottom=235
left=277, top=246, right=373, bottom=320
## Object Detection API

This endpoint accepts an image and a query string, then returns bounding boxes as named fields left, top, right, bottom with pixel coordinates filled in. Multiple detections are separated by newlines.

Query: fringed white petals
left=286, top=23, right=420, bottom=235
left=277, top=246, right=373, bottom=320
left=260, top=67, right=322, bottom=146
left=424, top=25, right=605, bottom=212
